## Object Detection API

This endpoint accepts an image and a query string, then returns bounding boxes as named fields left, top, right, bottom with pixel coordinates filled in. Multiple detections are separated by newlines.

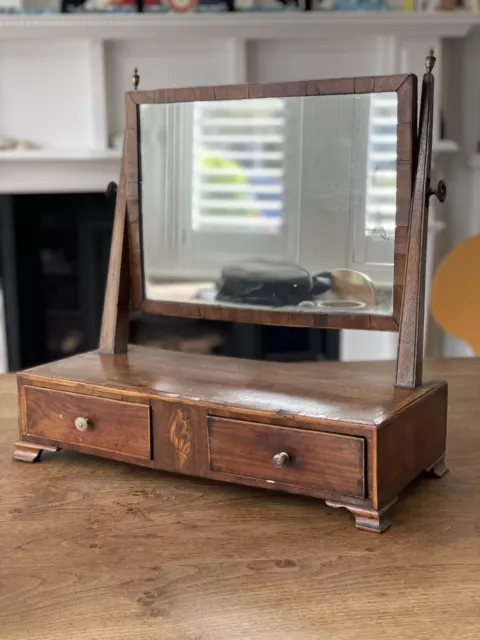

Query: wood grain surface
left=1, top=358, right=480, bottom=639
left=99, top=148, right=130, bottom=356
left=396, top=71, right=433, bottom=388
left=24, top=385, right=151, bottom=460
left=208, top=416, right=365, bottom=498
left=19, top=345, right=436, bottom=426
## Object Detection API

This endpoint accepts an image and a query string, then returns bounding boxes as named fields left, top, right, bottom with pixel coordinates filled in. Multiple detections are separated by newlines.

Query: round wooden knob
left=273, top=452, right=290, bottom=468
left=74, top=417, right=90, bottom=432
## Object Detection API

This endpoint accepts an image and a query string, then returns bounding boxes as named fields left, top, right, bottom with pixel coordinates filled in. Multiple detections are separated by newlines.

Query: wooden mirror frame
left=123, top=74, right=416, bottom=333
left=101, top=63, right=441, bottom=389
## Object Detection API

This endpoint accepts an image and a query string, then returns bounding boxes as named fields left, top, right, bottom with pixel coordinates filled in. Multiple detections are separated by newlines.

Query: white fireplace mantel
left=0, top=12, right=479, bottom=40
left=0, top=12, right=471, bottom=194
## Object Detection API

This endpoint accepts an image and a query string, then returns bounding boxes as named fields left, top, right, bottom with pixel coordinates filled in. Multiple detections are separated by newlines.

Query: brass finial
left=132, top=67, right=140, bottom=90
left=426, top=49, right=436, bottom=74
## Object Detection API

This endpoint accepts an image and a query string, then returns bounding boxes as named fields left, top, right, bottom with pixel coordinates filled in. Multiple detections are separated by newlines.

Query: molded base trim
left=425, top=453, right=449, bottom=478
left=13, top=441, right=59, bottom=463
left=326, top=498, right=398, bottom=533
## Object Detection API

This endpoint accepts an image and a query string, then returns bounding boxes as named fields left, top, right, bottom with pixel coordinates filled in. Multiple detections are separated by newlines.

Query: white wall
left=247, top=38, right=378, bottom=82
left=341, top=330, right=398, bottom=362
left=0, top=40, right=96, bottom=150
left=105, top=38, right=233, bottom=142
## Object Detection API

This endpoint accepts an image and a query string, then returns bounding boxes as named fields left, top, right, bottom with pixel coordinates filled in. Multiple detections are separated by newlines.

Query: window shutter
left=364, top=94, right=398, bottom=242
left=191, top=99, right=286, bottom=235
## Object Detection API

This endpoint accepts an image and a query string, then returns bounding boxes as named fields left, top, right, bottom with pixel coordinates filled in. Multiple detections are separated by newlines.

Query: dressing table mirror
left=13, top=54, right=448, bottom=533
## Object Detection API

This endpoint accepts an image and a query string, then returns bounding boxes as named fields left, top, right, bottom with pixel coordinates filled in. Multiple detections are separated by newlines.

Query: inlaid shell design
left=168, top=408, right=192, bottom=469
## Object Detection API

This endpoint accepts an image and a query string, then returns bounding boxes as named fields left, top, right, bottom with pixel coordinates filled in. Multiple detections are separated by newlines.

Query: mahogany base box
left=14, top=345, right=448, bottom=533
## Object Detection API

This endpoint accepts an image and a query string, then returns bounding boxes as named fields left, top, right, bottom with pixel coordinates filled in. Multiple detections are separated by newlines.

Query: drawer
left=208, top=417, right=365, bottom=498
left=25, top=386, right=151, bottom=460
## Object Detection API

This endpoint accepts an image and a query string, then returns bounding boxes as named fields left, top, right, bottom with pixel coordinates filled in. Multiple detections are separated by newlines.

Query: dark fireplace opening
left=0, top=193, right=339, bottom=371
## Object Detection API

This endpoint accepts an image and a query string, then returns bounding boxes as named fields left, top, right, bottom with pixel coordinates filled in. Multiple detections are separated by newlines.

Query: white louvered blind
left=364, top=94, right=398, bottom=243
left=191, top=99, right=286, bottom=235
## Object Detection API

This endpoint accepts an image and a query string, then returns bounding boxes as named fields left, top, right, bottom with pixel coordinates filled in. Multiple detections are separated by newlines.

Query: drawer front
left=25, top=386, right=151, bottom=460
left=208, top=417, right=365, bottom=498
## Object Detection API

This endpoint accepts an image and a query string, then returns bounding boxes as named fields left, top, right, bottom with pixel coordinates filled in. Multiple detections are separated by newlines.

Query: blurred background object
left=431, top=234, right=480, bottom=356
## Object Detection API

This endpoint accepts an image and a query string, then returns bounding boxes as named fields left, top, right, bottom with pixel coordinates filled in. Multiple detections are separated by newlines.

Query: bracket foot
left=13, top=441, right=59, bottom=463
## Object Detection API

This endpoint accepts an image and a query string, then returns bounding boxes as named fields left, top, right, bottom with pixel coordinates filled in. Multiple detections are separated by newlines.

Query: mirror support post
left=395, top=54, right=436, bottom=389
left=99, top=148, right=131, bottom=355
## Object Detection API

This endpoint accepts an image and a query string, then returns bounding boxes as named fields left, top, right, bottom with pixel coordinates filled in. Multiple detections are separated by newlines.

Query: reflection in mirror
left=140, top=93, right=397, bottom=315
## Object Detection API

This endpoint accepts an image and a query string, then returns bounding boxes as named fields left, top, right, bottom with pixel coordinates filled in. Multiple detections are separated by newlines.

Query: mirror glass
left=140, top=93, right=398, bottom=316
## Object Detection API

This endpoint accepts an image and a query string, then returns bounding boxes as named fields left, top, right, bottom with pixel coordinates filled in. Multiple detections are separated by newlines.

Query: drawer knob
left=273, top=452, right=290, bottom=468
left=74, top=417, right=90, bottom=432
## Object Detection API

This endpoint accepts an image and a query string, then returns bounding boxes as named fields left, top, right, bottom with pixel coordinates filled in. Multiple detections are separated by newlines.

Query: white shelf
left=0, top=12, right=478, bottom=40
left=433, top=139, right=459, bottom=154
left=0, top=148, right=121, bottom=161
left=0, top=136, right=460, bottom=194
left=0, top=13, right=469, bottom=194
left=0, top=148, right=121, bottom=194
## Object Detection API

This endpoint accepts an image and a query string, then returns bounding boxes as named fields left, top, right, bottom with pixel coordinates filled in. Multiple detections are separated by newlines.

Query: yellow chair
left=431, top=234, right=480, bottom=355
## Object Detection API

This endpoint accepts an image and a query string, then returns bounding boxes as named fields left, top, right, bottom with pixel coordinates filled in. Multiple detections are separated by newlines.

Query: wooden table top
left=1, top=358, right=480, bottom=640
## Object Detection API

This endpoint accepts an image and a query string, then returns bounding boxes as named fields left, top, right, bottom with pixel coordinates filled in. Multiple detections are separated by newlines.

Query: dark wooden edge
left=138, top=298, right=398, bottom=331
left=395, top=71, right=434, bottom=388
left=18, top=371, right=152, bottom=404
left=394, top=75, right=417, bottom=323
left=127, top=74, right=411, bottom=104
left=125, top=94, right=144, bottom=312
left=17, top=376, right=26, bottom=438
left=99, top=146, right=131, bottom=355
left=125, top=74, right=416, bottom=332
left=127, top=199, right=144, bottom=312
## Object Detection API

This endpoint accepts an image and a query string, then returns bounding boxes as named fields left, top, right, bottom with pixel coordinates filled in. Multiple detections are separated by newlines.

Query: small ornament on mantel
left=0, top=136, right=16, bottom=150
left=0, top=136, right=40, bottom=151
